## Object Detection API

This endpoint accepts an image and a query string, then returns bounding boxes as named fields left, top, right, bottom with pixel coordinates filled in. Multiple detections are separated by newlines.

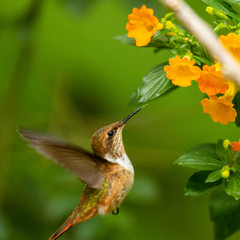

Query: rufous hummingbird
left=18, top=107, right=143, bottom=240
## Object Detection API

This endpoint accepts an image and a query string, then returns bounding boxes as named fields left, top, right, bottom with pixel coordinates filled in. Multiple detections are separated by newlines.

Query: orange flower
left=201, top=80, right=238, bottom=124
left=164, top=55, right=201, bottom=87
left=196, top=64, right=229, bottom=96
left=219, top=33, right=240, bottom=62
left=201, top=95, right=237, bottom=124
left=126, top=5, right=163, bottom=47
left=231, top=140, right=240, bottom=151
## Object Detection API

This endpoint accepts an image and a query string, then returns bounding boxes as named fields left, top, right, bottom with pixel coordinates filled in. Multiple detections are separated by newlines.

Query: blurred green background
left=1, top=0, right=240, bottom=239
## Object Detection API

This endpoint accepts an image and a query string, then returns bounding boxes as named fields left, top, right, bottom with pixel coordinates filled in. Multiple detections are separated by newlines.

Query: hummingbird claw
left=112, top=208, right=119, bottom=215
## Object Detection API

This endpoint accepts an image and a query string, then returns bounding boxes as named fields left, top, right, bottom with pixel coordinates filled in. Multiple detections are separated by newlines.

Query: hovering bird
left=18, top=107, right=143, bottom=240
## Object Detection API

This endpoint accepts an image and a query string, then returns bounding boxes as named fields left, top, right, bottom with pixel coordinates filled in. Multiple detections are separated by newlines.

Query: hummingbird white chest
left=105, top=153, right=134, bottom=173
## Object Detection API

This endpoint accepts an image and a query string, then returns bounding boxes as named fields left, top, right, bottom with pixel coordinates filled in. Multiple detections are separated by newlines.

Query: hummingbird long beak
left=121, top=105, right=146, bottom=125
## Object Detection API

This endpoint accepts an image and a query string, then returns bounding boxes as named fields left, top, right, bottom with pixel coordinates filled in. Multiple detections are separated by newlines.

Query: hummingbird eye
left=107, top=130, right=115, bottom=137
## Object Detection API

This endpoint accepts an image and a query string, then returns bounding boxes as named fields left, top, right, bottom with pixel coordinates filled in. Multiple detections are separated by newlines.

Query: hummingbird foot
left=112, top=208, right=119, bottom=215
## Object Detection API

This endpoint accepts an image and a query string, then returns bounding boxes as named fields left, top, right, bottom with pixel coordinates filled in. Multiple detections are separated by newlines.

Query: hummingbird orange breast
left=97, top=162, right=134, bottom=215
left=70, top=162, right=134, bottom=226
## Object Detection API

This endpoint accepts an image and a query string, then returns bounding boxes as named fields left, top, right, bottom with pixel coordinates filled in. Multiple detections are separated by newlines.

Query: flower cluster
left=125, top=5, right=240, bottom=126
left=164, top=33, right=240, bottom=125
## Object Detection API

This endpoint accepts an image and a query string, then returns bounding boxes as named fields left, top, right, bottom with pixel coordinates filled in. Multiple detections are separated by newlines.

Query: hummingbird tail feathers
left=49, top=216, right=73, bottom=240
left=49, top=208, right=97, bottom=240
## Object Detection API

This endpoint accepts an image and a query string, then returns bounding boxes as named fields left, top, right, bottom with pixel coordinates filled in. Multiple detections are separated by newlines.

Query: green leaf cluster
left=203, top=0, right=240, bottom=32
left=176, top=139, right=240, bottom=239
left=175, top=140, right=240, bottom=199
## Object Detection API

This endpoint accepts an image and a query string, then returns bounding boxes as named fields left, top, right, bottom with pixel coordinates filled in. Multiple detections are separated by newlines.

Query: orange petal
left=231, top=140, right=240, bottom=151
left=196, top=64, right=229, bottom=96
left=164, top=56, right=201, bottom=87
left=201, top=96, right=237, bottom=124
left=126, top=5, right=160, bottom=47
left=219, top=33, right=240, bottom=62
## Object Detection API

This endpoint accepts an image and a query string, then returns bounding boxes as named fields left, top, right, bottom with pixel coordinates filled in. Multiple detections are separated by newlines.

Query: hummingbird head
left=91, top=107, right=143, bottom=162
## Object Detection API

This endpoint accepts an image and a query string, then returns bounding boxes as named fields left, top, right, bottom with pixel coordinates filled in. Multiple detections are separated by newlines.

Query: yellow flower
left=126, top=5, right=163, bottom=47
left=219, top=33, right=240, bottom=62
left=196, top=64, right=229, bottom=96
left=163, top=55, right=201, bottom=87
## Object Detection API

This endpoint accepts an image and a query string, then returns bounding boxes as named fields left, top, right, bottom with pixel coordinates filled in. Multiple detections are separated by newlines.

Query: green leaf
left=191, top=143, right=219, bottom=158
left=223, top=172, right=240, bottom=199
left=114, top=35, right=136, bottom=46
left=185, top=171, right=221, bottom=196
left=216, top=139, right=231, bottom=163
left=206, top=170, right=222, bottom=183
left=225, top=0, right=240, bottom=8
left=234, top=151, right=240, bottom=163
left=114, top=33, right=169, bottom=48
left=233, top=92, right=240, bottom=127
left=202, top=0, right=240, bottom=22
left=131, top=63, right=178, bottom=104
left=210, top=187, right=240, bottom=240
left=191, top=41, right=213, bottom=65
left=175, top=143, right=225, bottom=170
left=192, top=55, right=213, bottom=66
left=152, top=29, right=173, bottom=40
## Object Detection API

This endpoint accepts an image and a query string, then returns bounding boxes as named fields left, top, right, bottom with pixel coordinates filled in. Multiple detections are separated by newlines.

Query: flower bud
left=223, top=139, right=231, bottom=149
left=206, top=7, right=213, bottom=15
left=221, top=165, right=230, bottom=179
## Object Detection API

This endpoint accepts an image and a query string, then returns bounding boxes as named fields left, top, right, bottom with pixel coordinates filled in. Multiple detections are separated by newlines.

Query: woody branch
left=159, top=0, right=240, bottom=87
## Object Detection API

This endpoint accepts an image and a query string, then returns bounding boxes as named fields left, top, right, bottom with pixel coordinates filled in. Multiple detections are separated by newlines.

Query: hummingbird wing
left=18, top=129, right=105, bottom=189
